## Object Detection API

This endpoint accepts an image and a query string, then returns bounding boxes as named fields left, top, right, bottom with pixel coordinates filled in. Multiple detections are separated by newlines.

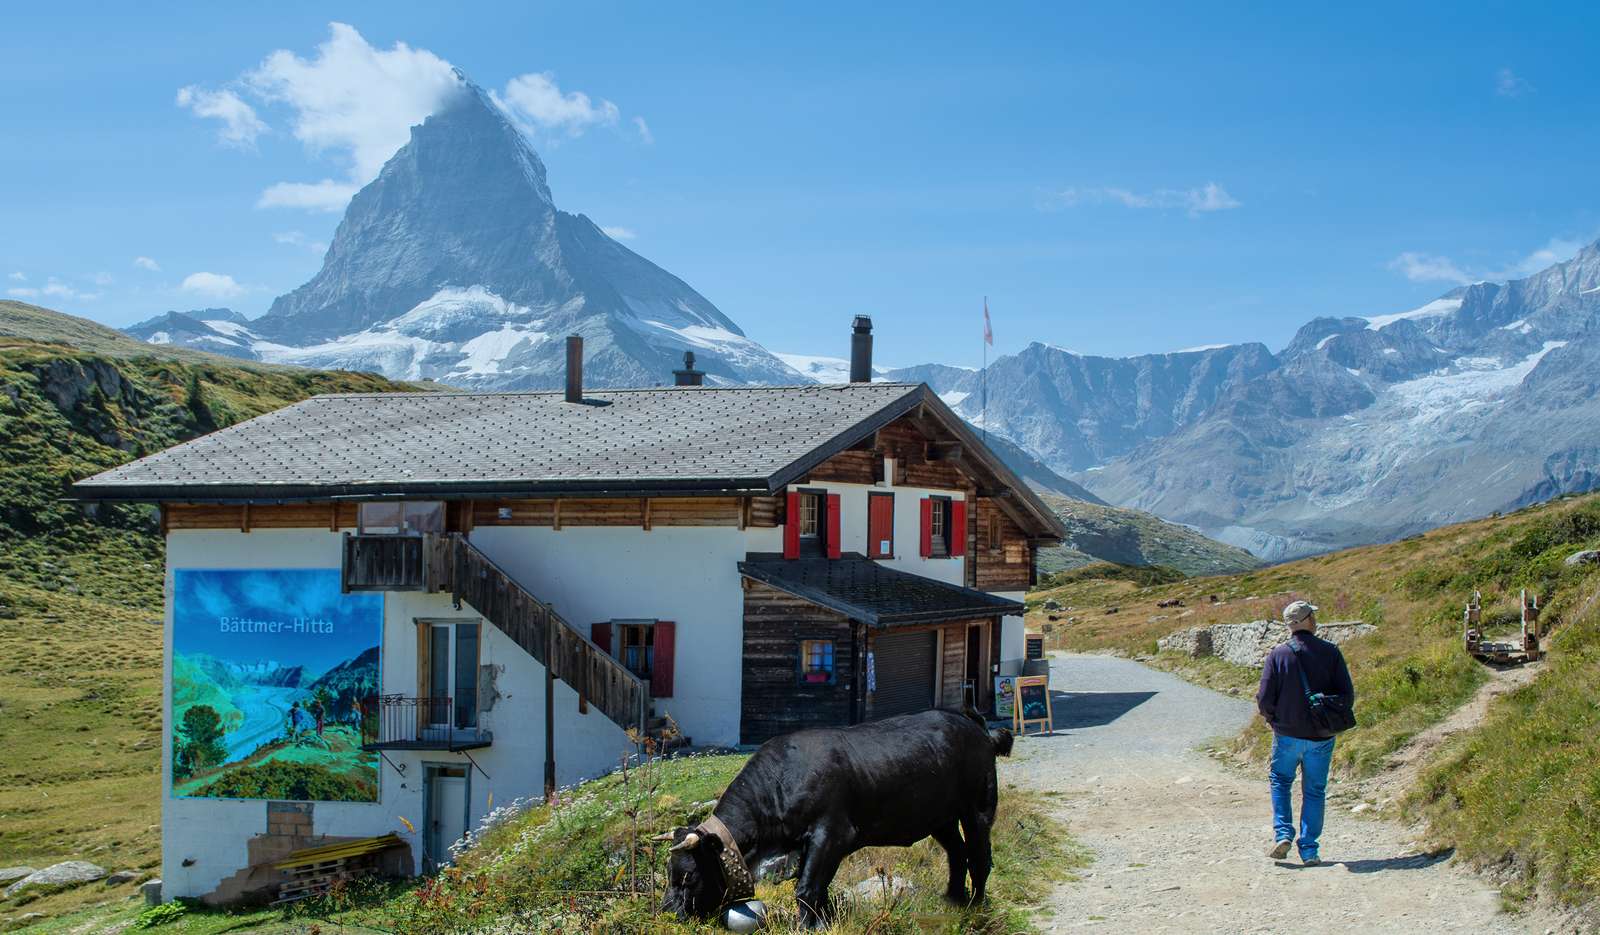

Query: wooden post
left=641, top=497, right=652, bottom=531
left=544, top=609, right=557, bottom=801
left=553, top=499, right=562, bottom=531
left=241, top=502, right=251, bottom=533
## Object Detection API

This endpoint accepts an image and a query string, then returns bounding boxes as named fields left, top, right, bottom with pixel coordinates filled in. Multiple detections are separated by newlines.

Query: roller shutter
left=871, top=630, right=937, bottom=719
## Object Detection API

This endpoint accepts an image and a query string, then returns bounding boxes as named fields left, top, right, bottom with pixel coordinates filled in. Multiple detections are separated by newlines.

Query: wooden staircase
left=345, top=533, right=677, bottom=744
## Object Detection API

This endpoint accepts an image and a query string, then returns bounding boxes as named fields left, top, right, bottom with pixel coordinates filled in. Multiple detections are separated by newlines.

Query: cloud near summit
left=179, top=23, right=638, bottom=214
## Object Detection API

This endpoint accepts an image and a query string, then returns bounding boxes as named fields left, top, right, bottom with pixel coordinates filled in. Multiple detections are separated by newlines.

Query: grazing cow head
left=660, top=826, right=728, bottom=920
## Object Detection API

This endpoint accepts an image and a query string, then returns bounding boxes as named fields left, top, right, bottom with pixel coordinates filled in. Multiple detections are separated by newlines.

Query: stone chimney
left=673, top=351, right=705, bottom=387
left=565, top=335, right=583, bottom=402
left=850, top=316, right=873, bottom=383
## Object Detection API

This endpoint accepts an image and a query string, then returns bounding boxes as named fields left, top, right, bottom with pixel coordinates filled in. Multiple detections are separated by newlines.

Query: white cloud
left=175, top=86, right=267, bottom=147
left=133, top=256, right=161, bottom=272
left=1388, top=252, right=1472, bottom=284
left=192, top=23, right=642, bottom=213
left=7, top=272, right=23, bottom=281
left=1496, top=67, right=1532, bottom=98
left=6, top=287, right=38, bottom=298
left=633, top=115, right=654, bottom=144
left=493, top=72, right=619, bottom=137
left=1048, top=182, right=1240, bottom=217
left=1388, top=237, right=1587, bottom=285
left=92, top=272, right=114, bottom=286
left=273, top=230, right=329, bottom=253
left=180, top=271, right=245, bottom=299
left=601, top=226, right=637, bottom=240
left=257, top=179, right=359, bottom=212
left=245, top=22, right=463, bottom=184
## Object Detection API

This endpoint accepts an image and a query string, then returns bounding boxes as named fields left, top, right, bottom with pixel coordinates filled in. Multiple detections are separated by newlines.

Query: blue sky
left=3, top=2, right=1598, bottom=366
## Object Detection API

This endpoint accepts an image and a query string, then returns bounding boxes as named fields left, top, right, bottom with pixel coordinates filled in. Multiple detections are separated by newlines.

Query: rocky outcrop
left=1564, top=549, right=1600, bottom=567
left=3, top=860, right=107, bottom=898
left=1159, top=620, right=1375, bottom=668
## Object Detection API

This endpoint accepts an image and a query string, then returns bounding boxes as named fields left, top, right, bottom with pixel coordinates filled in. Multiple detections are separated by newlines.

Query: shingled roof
left=739, top=553, right=1024, bottom=627
left=72, top=381, right=1065, bottom=539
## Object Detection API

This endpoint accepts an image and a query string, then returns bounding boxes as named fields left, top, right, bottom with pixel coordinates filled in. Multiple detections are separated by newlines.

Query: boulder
left=849, top=874, right=913, bottom=901
left=105, top=869, right=143, bottom=886
left=1043, top=598, right=1063, bottom=611
left=3, top=861, right=107, bottom=898
left=1564, top=549, right=1600, bottom=567
left=0, top=868, right=35, bottom=887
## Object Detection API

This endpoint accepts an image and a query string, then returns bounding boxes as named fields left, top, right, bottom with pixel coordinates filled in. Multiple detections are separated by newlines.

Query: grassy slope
left=36, top=751, right=1081, bottom=934
left=1028, top=494, right=1600, bottom=904
left=0, top=302, right=420, bottom=923
left=1035, top=492, right=1261, bottom=578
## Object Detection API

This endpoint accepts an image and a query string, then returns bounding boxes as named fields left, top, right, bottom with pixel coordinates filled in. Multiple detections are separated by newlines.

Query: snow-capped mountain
left=1083, top=243, right=1600, bottom=559
left=125, top=309, right=260, bottom=360
left=129, top=76, right=800, bottom=389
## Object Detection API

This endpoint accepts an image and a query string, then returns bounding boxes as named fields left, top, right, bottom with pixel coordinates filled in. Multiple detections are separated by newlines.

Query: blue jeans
left=1269, top=733, right=1334, bottom=860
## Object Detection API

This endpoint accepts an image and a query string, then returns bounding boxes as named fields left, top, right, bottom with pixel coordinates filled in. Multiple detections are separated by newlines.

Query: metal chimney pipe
left=849, top=315, right=873, bottom=383
left=673, top=350, right=705, bottom=387
left=565, top=335, right=583, bottom=403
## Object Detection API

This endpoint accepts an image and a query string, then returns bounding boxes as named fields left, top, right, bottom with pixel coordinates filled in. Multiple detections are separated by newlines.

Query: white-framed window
left=799, top=638, right=836, bottom=685
left=799, top=493, right=821, bottom=538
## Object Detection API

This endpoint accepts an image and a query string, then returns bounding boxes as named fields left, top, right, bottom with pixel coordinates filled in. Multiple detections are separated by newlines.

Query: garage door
left=871, top=630, right=937, bottom=719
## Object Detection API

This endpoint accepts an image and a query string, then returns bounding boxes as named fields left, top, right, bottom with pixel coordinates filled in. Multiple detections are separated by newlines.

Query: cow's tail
left=961, top=705, right=1015, bottom=758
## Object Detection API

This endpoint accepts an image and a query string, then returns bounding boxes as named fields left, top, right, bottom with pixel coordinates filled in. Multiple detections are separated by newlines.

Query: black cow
left=661, top=708, right=1013, bottom=928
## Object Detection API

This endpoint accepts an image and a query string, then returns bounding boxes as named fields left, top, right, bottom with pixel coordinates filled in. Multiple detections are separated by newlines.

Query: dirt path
left=1002, top=654, right=1565, bottom=934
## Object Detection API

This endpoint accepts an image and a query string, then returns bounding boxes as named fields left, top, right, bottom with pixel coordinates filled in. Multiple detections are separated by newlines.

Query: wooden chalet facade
left=73, top=330, right=1064, bottom=902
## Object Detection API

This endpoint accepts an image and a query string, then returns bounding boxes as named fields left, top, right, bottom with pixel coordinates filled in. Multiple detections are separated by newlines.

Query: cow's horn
left=670, top=832, right=702, bottom=852
left=652, top=830, right=676, bottom=841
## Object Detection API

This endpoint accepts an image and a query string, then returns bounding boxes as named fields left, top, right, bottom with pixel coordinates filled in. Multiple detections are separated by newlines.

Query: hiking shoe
left=1302, top=856, right=1322, bottom=867
left=1267, top=839, right=1293, bottom=860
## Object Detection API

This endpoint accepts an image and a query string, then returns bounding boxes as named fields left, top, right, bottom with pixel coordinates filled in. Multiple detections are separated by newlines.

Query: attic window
left=359, top=501, right=443, bottom=536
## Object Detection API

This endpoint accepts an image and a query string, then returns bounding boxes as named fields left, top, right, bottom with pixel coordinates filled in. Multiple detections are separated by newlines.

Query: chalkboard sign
left=1012, top=674, right=1053, bottom=735
left=1025, top=633, right=1045, bottom=661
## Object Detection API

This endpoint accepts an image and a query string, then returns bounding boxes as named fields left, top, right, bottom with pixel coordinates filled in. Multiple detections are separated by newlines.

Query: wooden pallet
left=273, top=833, right=404, bottom=905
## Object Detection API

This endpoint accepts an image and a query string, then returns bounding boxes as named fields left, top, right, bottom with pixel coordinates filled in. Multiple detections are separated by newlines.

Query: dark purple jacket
left=1256, top=630, right=1355, bottom=740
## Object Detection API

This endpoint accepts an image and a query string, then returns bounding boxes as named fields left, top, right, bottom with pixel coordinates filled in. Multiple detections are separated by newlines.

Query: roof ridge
left=305, top=382, right=921, bottom=400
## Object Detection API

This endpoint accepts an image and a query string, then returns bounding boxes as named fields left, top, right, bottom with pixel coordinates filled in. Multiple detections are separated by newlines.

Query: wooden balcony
left=342, top=533, right=449, bottom=592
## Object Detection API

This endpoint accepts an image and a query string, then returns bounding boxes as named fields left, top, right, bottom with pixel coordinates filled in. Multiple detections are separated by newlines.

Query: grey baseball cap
left=1282, top=600, right=1319, bottom=624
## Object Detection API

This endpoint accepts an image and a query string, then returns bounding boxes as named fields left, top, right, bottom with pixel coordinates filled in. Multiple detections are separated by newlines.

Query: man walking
left=1256, top=600, right=1355, bottom=865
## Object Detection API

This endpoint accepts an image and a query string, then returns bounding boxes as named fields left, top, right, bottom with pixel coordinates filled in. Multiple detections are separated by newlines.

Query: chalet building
left=73, top=319, right=1064, bottom=903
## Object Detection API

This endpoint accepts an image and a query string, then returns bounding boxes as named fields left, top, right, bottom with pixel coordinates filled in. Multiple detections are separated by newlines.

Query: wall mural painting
left=170, top=569, right=382, bottom=802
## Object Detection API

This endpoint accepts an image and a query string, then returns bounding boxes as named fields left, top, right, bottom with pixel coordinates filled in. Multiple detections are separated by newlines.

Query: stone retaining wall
left=1158, top=620, right=1375, bottom=668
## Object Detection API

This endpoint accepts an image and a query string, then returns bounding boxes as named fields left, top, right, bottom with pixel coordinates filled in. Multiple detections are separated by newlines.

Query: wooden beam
left=329, top=502, right=339, bottom=532
left=159, top=506, right=169, bottom=536
left=738, top=497, right=749, bottom=531
left=641, top=497, right=652, bottom=531
left=553, top=499, right=562, bottom=531
left=241, top=502, right=251, bottom=534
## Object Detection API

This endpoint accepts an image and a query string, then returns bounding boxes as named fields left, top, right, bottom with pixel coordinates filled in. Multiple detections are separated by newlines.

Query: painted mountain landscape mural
left=169, top=569, right=381, bottom=802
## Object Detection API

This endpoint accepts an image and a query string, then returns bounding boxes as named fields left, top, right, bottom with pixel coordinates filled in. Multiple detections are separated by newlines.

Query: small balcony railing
left=361, top=694, right=492, bottom=752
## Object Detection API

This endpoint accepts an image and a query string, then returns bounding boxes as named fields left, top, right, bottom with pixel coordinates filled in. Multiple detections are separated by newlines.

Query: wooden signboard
left=1025, top=633, right=1045, bottom=661
left=1012, top=674, right=1053, bottom=735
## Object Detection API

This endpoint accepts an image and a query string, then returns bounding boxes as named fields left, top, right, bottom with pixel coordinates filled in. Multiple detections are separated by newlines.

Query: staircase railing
left=433, top=533, right=649, bottom=734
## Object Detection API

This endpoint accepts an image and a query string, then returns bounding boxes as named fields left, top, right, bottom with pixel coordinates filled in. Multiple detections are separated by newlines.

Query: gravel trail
left=1001, top=653, right=1564, bottom=934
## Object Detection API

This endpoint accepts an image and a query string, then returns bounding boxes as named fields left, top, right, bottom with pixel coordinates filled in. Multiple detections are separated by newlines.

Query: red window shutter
left=826, top=493, right=842, bottom=559
left=652, top=622, right=675, bottom=698
left=950, top=500, right=967, bottom=557
left=869, top=495, right=894, bottom=558
left=590, top=622, right=611, bottom=654
left=920, top=498, right=933, bottom=558
left=784, top=491, right=801, bottom=559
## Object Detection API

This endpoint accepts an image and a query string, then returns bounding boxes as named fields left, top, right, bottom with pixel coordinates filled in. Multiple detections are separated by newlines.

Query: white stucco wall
left=792, top=480, right=968, bottom=586
left=468, top=523, right=782, bottom=748
left=161, top=528, right=635, bottom=900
